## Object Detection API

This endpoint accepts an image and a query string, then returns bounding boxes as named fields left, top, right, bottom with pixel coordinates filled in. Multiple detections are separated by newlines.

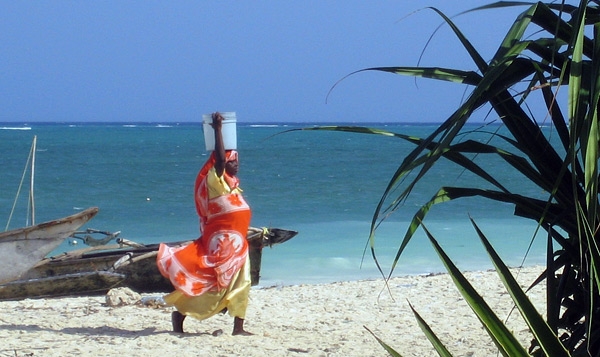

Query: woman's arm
left=212, top=112, right=226, bottom=177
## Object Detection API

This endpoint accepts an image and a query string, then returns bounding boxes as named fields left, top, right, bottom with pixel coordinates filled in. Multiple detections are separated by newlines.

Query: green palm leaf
left=408, top=302, right=453, bottom=357
left=420, top=223, right=529, bottom=356
left=363, top=326, right=403, bottom=357
left=469, top=218, right=569, bottom=356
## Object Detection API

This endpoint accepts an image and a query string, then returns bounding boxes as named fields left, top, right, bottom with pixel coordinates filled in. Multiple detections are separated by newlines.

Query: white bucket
left=202, top=112, right=237, bottom=151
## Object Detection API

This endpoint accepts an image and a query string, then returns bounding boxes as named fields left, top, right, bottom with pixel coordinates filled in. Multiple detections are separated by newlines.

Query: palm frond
left=408, top=301, right=453, bottom=357
left=310, top=1, right=600, bottom=354
left=363, top=326, right=403, bottom=357
left=470, top=217, right=569, bottom=356
left=421, top=222, right=530, bottom=356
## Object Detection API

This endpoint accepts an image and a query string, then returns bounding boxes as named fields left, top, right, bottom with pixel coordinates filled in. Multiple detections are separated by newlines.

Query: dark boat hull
left=0, top=227, right=297, bottom=300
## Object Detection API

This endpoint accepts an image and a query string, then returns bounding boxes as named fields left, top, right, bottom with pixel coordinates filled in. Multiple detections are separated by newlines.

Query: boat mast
left=30, top=135, right=36, bottom=225
left=4, top=136, right=37, bottom=231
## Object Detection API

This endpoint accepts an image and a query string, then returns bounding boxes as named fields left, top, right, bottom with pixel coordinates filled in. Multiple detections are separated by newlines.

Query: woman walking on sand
left=157, top=112, right=253, bottom=336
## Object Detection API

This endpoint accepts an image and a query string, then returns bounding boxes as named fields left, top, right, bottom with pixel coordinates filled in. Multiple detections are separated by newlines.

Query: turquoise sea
left=0, top=122, right=548, bottom=286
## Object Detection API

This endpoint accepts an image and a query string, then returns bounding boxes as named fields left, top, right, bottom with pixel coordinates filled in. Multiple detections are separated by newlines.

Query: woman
left=157, top=112, right=253, bottom=336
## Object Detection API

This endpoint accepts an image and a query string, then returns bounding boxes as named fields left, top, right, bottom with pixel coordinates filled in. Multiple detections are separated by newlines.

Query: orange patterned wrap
left=157, top=150, right=251, bottom=296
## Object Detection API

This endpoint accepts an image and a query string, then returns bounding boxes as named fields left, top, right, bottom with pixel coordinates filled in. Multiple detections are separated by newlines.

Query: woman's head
left=225, top=150, right=239, bottom=176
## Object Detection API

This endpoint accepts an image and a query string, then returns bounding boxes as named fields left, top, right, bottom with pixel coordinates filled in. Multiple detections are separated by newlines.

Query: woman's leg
left=171, top=311, right=186, bottom=333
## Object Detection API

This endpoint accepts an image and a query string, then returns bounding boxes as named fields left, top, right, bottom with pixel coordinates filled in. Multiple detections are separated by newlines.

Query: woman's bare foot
left=171, top=311, right=186, bottom=333
left=232, top=317, right=254, bottom=336
left=233, top=329, right=254, bottom=336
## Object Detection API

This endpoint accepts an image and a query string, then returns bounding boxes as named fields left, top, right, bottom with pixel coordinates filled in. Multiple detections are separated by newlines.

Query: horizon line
left=0, top=120, right=494, bottom=126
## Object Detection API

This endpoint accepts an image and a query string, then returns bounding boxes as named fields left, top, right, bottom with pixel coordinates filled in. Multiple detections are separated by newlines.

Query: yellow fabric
left=163, top=255, right=251, bottom=320
left=206, top=167, right=243, bottom=199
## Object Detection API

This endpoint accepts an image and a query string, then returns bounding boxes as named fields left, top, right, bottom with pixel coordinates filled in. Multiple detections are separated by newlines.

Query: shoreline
left=0, top=266, right=546, bottom=356
left=255, top=260, right=546, bottom=288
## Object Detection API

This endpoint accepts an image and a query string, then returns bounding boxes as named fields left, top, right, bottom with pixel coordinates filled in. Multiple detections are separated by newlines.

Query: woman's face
left=225, top=159, right=239, bottom=176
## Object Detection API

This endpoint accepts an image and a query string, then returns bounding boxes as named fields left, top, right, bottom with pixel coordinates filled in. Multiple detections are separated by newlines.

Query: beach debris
left=288, top=347, right=310, bottom=353
left=139, top=295, right=167, bottom=308
left=211, top=329, right=223, bottom=337
left=105, top=287, right=141, bottom=306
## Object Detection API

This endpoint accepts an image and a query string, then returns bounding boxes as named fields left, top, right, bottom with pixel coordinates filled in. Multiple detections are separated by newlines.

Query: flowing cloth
left=156, top=151, right=252, bottom=319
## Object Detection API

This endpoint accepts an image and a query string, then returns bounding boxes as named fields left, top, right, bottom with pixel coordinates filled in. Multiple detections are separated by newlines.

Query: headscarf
left=194, top=150, right=239, bottom=227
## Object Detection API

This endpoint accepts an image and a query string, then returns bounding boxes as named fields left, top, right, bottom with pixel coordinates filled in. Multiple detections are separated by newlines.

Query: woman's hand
left=212, top=112, right=224, bottom=130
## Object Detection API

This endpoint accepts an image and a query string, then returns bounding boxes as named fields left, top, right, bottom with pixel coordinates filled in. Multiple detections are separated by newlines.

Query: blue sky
left=0, top=1, right=527, bottom=123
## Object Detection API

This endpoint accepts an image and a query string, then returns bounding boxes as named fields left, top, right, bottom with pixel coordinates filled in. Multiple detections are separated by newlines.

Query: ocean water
left=0, top=122, right=549, bottom=286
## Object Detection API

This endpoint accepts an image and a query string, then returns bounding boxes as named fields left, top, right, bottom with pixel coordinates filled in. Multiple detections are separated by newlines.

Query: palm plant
left=306, top=1, right=600, bottom=355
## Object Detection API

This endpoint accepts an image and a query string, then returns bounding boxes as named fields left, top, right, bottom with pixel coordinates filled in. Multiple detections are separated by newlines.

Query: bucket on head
left=202, top=112, right=237, bottom=151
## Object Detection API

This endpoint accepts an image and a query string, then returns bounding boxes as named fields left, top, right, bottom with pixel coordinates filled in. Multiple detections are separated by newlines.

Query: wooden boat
left=0, top=226, right=297, bottom=300
left=0, top=207, right=99, bottom=285
left=2, top=136, right=99, bottom=285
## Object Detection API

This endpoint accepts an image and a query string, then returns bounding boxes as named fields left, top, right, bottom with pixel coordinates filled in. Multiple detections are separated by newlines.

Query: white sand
left=0, top=266, right=546, bottom=357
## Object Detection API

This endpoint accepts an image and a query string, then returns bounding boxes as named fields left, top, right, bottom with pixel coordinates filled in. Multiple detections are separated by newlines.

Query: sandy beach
left=0, top=266, right=546, bottom=357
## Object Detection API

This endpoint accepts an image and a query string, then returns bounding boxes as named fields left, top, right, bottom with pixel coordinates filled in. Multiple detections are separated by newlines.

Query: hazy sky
left=0, top=1, right=527, bottom=123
